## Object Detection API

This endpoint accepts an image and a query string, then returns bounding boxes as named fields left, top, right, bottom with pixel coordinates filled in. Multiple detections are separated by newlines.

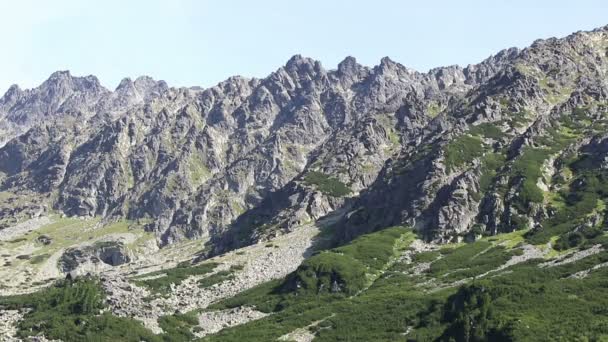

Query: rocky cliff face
left=1, top=25, right=608, bottom=254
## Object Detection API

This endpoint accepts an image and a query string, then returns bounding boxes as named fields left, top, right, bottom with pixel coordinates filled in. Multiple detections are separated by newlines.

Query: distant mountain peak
left=1, top=84, right=23, bottom=102
left=337, top=56, right=359, bottom=73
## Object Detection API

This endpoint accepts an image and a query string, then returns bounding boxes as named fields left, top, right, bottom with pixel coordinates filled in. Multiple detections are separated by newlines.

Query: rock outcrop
left=60, top=241, right=131, bottom=274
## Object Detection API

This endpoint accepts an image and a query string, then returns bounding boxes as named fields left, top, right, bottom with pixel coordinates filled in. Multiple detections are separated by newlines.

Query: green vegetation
left=165, top=174, right=182, bottom=193
left=538, top=77, right=573, bottom=104
left=286, top=252, right=368, bottom=296
left=469, top=123, right=505, bottom=140
left=28, top=253, right=50, bottom=264
left=2, top=217, right=154, bottom=275
left=476, top=152, right=507, bottom=201
left=5, top=222, right=608, bottom=342
left=489, top=106, right=605, bottom=237
left=285, top=226, right=412, bottom=296
left=431, top=244, right=516, bottom=282
left=198, top=265, right=243, bottom=288
left=0, top=278, right=159, bottom=341
left=412, top=250, right=441, bottom=263
left=444, top=134, right=485, bottom=173
left=211, top=226, right=413, bottom=312
left=0, top=277, right=213, bottom=341
left=333, top=226, right=410, bottom=270
left=158, top=312, right=199, bottom=341
left=207, top=279, right=285, bottom=313
left=438, top=250, right=608, bottom=341
left=303, top=171, right=352, bottom=197
left=375, top=113, right=400, bottom=149
left=508, top=110, right=532, bottom=128
left=431, top=242, right=513, bottom=276
left=427, top=101, right=442, bottom=117
left=133, top=261, right=218, bottom=295
left=510, top=148, right=550, bottom=211
left=526, top=151, right=608, bottom=246
left=188, top=154, right=210, bottom=186
left=204, top=228, right=608, bottom=342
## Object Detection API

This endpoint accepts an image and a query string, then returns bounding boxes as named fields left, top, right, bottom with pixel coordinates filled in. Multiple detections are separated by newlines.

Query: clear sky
left=1, top=0, right=607, bottom=93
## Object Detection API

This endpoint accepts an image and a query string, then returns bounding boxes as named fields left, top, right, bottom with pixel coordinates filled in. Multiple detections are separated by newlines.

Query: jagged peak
left=116, top=77, right=134, bottom=91
left=494, top=47, right=520, bottom=59
left=48, top=70, right=72, bottom=79
left=428, top=64, right=463, bottom=73
left=8, top=83, right=21, bottom=91
left=374, top=56, right=416, bottom=77
left=4, top=84, right=22, bottom=95
left=0, top=84, right=23, bottom=103
left=134, top=75, right=156, bottom=85
left=41, top=70, right=74, bottom=89
left=40, top=70, right=105, bottom=93
left=471, top=47, right=520, bottom=69
left=285, top=54, right=305, bottom=66
left=115, top=75, right=168, bottom=94
left=379, top=56, right=395, bottom=66
left=378, top=56, right=411, bottom=73
left=337, top=56, right=360, bottom=73
left=285, top=54, right=320, bottom=70
left=133, top=76, right=168, bottom=92
left=525, top=24, right=608, bottom=53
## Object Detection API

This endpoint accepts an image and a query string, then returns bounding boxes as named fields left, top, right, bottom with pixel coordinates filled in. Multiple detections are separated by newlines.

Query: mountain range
left=0, top=25, right=608, bottom=341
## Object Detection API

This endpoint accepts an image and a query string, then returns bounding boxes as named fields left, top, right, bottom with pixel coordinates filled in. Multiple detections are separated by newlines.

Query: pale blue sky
left=1, top=0, right=607, bottom=92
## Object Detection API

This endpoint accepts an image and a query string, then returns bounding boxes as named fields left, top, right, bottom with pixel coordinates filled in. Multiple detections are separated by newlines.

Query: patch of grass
left=510, top=148, right=550, bottom=211
left=527, top=169, right=608, bottom=246
left=437, top=251, right=608, bottom=341
left=0, top=278, right=159, bottom=341
left=333, top=226, right=412, bottom=270
left=477, top=152, right=507, bottom=198
left=211, top=227, right=414, bottom=310
left=283, top=227, right=412, bottom=296
left=29, top=253, right=50, bottom=264
left=482, top=229, right=526, bottom=249
left=428, top=241, right=516, bottom=282
left=444, top=135, right=485, bottom=173
left=284, top=252, right=368, bottom=296
left=412, top=250, right=441, bottom=263
left=427, top=102, right=442, bottom=118
left=441, top=245, right=515, bottom=282
left=158, top=312, right=199, bottom=341
left=133, top=262, right=218, bottom=295
left=303, top=171, right=352, bottom=197
left=203, top=238, right=608, bottom=342
left=509, top=110, right=531, bottom=128
left=188, top=154, right=210, bottom=186
left=469, top=123, right=505, bottom=140
left=207, top=279, right=285, bottom=313
left=198, top=265, right=243, bottom=288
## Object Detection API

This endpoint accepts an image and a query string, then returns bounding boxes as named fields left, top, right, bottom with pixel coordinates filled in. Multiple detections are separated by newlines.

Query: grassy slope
left=202, top=228, right=608, bottom=342
left=303, top=171, right=352, bottom=197
left=1, top=222, right=608, bottom=341
left=1, top=216, right=154, bottom=266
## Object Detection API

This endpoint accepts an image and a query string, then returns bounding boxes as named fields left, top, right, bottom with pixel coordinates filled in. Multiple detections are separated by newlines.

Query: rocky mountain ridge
left=1, top=25, right=607, bottom=255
